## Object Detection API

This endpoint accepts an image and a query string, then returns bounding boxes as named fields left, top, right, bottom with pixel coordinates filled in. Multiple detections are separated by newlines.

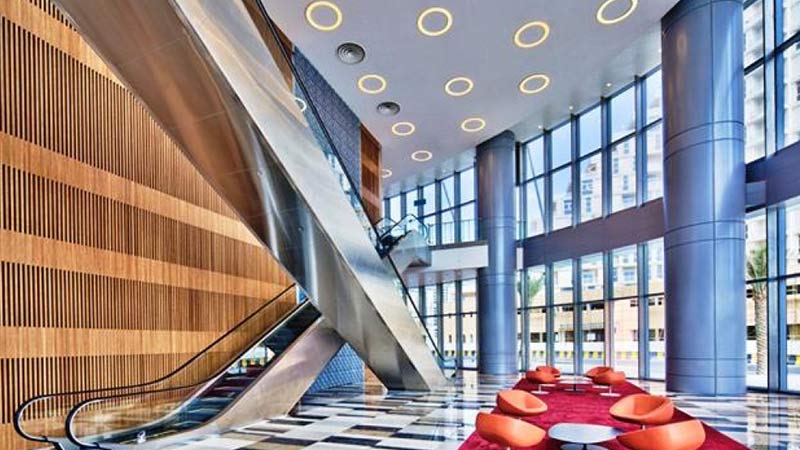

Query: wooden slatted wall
left=0, top=1, right=297, bottom=448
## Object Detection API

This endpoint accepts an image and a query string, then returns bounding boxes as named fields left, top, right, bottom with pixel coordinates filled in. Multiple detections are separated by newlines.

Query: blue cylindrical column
left=476, top=131, right=517, bottom=375
left=662, top=0, right=747, bottom=394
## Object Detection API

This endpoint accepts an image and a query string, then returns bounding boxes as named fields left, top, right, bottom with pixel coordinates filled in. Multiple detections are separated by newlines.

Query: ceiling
left=265, top=0, right=678, bottom=195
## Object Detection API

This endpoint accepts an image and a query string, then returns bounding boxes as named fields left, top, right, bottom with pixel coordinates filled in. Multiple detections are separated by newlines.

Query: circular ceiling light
left=513, top=21, right=550, bottom=49
left=411, top=150, right=433, bottom=162
left=294, top=97, right=308, bottom=112
left=357, top=74, right=387, bottom=94
left=377, top=101, right=401, bottom=116
left=417, top=7, right=453, bottom=37
left=518, top=73, right=550, bottom=94
left=596, top=0, right=638, bottom=25
left=461, top=117, right=486, bottom=133
left=444, top=76, right=474, bottom=97
left=392, top=121, right=416, bottom=136
left=381, top=168, right=393, bottom=178
left=336, top=42, right=365, bottom=64
left=305, top=1, right=342, bottom=32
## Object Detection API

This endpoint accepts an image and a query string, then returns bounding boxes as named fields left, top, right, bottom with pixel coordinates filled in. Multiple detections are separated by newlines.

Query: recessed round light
left=357, top=74, right=387, bottom=94
left=392, top=121, right=416, bottom=136
left=596, top=0, right=638, bottom=25
left=294, top=97, right=308, bottom=112
left=336, top=42, right=365, bottom=64
left=444, top=76, right=474, bottom=97
left=381, top=168, right=393, bottom=178
left=417, top=7, right=453, bottom=37
left=513, top=21, right=550, bottom=49
left=461, top=117, right=486, bottom=133
left=305, top=1, right=342, bottom=32
left=605, top=82, right=613, bottom=88
left=377, top=101, right=401, bottom=116
left=411, top=150, right=433, bottom=162
left=518, top=73, right=550, bottom=95
left=569, top=105, right=574, bottom=111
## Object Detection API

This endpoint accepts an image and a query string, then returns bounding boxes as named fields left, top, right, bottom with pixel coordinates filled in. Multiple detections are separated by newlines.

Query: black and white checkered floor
left=162, top=373, right=800, bottom=450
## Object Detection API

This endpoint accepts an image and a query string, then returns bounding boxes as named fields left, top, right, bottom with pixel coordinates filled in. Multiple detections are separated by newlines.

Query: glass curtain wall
left=383, top=165, right=477, bottom=245
left=419, top=279, right=479, bottom=369
left=742, top=0, right=800, bottom=159
left=519, top=70, right=663, bottom=237
left=517, top=238, right=665, bottom=380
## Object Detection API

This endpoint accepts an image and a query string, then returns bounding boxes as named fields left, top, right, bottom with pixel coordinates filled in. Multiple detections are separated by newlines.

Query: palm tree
left=747, top=245, right=768, bottom=375
left=517, top=273, right=544, bottom=305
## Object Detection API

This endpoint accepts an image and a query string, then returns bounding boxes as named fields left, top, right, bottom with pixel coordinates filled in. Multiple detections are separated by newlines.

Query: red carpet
left=459, top=378, right=748, bottom=449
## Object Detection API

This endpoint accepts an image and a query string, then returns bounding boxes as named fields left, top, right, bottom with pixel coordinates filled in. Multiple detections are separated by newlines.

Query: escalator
left=49, top=0, right=450, bottom=391
left=376, top=215, right=432, bottom=273
left=14, top=287, right=344, bottom=450
left=63, top=302, right=340, bottom=449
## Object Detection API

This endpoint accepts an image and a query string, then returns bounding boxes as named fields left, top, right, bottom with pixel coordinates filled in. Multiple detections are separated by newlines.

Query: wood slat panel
left=0, top=2, right=299, bottom=449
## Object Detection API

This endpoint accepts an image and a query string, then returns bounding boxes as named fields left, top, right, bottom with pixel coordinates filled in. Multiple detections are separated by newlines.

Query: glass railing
left=13, top=285, right=296, bottom=450
left=256, top=4, right=447, bottom=370
left=375, top=214, right=430, bottom=254
left=64, top=301, right=319, bottom=448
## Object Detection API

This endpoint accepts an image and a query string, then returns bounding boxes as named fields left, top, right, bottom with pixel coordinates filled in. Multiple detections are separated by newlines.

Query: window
left=581, top=254, right=604, bottom=302
left=611, top=87, right=636, bottom=141
left=582, top=302, right=605, bottom=371
left=405, top=189, right=418, bottom=217
left=552, top=123, right=572, bottom=168
left=580, top=107, right=602, bottom=156
left=746, top=210, right=768, bottom=387
left=784, top=0, right=800, bottom=40
left=647, top=294, right=666, bottom=380
left=787, top=201, right=800, bottom=277
left=745, top=66, right=766, bottom=162
left=612, top=299, right=639, bottom=378
left=613, top=246, right=638, bottom=298
left=526, top=266, right=548, bottom=307
left=389, top=195, right=401, bottom=221
left=579, top=154, right=602, bottom=222
left=647, top=239, right=664, bottom=295
left=784, top=42, right=800, bottom=147
left=744, top=0, right=764, bottom=67
left=553, top=261, right=575, bottom=374
left=645, top=124, right=663, bottom=201
left=788, top=276, right=800, bottom=391
left=611, top=138, right=637, bottom=212
left=459, top=168, right=475, bottom=203
left=524, top=137, right=545, bottom=178
left=645, top=70, right=662, bottom=124
left=526, top=178, right=546, bottom=236
left=422, top=183, right=436, bottom=216
left=551, top=166, right=573, bottom=230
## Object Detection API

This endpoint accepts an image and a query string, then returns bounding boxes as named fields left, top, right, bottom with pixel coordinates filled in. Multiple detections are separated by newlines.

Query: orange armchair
left=525, top=369, right=558, bottom=395
left=585, top=365, right=613, bottom=380
left=535, top=365, right=562, bottom=378
left=593, top=370, right=626, bottom=397
left=617, top=419, right=706, bottom=450
left=475, top=412, right=546, bottom=449
left=496, top=390, right=548, bottom=416
left=610, top=394, right=674, bottom=428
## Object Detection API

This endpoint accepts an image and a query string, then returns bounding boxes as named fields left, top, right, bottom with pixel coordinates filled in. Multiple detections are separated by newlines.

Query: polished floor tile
left=164, top=372, right=800, bottom=449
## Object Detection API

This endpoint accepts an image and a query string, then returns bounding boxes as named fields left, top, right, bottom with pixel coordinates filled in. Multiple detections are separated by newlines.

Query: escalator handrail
left=13, top=284, right=296, bottom=447
left=64, top=300, right=316, bottom=449
left=377, top=214, right=430, bottom=242
left=256, top=4, right=446, bottom=367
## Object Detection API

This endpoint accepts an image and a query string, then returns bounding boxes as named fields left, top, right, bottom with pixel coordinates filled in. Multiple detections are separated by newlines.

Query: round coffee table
left=556, top=376, right=595, bottom=392
left=548, top=423, right=624, bottom=450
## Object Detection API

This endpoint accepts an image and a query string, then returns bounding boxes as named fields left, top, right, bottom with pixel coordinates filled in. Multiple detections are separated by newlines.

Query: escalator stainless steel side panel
left=208, top=318, right=344, bottom=432
left=387, top=230, right=433, bottom=273
left=53, top=0, right=447, bottom=390
left=109, top=319, right=345, bottom=450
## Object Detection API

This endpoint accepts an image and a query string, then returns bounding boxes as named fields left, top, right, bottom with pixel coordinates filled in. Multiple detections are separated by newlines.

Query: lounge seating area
left=465, top=366, right=744, bottom=450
